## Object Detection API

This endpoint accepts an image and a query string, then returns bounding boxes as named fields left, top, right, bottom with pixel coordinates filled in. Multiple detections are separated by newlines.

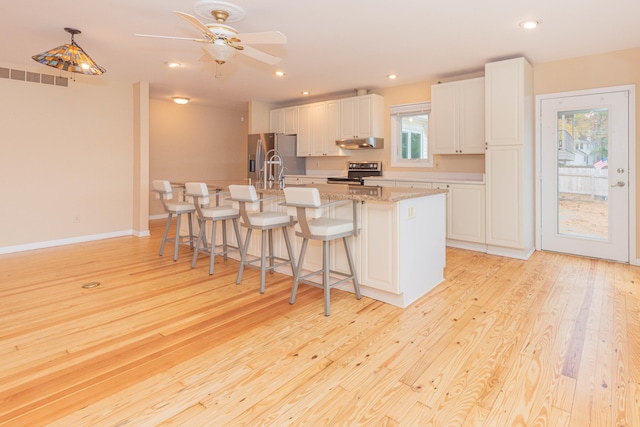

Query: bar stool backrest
left=228, top=185, right=260, bottom=212
left=152, top=180, right=174, bottom=201
left=185, top=182, right=210, bottom=206
left=283, top=187, right=323, bottom=219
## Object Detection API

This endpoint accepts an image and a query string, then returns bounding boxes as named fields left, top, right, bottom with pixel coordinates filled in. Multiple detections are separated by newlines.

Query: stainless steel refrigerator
left=247, top=133, right=306, bottom=183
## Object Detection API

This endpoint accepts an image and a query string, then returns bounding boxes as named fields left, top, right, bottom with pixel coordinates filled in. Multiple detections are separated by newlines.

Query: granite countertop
left=173, top=180, right=447, bottom=203
left=257, top=183, right=447, bottom=203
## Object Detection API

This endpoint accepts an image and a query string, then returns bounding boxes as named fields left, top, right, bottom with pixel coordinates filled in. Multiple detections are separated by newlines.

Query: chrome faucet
left=263, top=149, right=285, bottom=189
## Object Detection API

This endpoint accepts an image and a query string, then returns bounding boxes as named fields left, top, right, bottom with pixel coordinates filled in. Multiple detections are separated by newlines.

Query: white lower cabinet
left=448, top=184, right=485, bottom=243
left=358, top=201, right=398, bottom=293
left=360, top=180, right=485, bottom=248
left=485, top=145, right=533, bottom=253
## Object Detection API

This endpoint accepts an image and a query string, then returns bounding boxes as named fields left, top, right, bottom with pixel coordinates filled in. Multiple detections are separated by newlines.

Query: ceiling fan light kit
left=135, top=1, right=285, bottom=68
left=32, top=27, right=106, bottom=76
left=203, top=41, right=237, bottom=65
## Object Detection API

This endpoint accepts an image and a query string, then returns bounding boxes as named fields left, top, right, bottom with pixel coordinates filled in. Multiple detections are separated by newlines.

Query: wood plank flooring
left=0, top=220, right=638, bottom=426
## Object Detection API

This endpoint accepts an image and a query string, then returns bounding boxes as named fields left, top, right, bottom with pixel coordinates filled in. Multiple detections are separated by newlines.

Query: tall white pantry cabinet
left=484, top=57, right=535, bottom=259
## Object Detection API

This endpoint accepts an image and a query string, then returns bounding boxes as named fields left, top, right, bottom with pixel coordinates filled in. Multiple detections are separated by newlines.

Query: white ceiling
left=2, top=0, right=639, bottom=110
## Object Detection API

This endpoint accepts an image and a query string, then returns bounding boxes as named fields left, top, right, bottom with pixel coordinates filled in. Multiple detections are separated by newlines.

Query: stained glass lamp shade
left=32, top=28, right=106, bottom=75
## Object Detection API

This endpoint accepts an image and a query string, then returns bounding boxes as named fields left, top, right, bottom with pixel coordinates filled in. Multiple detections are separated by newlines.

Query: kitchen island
left=179, top=181, right=447, bottom=308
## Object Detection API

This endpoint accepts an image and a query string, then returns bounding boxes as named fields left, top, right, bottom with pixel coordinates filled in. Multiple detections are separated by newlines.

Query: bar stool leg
left=191, top=218, right=206, bottom=269
left=290, top=238, right=308, bottom=305
left=209, top=219, right=218, bottom=275
left=232, top=219, right=241, bottom=251
left=281, top=226, right=296, bottom=275
left=222, top=220, right=228, bottom=260
left=343, top=236, right=361, bottom=299
left=173, top=213, right=182, bottom=261
left=259, top=229, right=267, bottom=293
left=236, top=229, right=252, bottom=285
left=187, top=212, right=194, bottom=249
left=322, top=240, right=331, bottom=316
left=160, top=213, right=173, bottom=256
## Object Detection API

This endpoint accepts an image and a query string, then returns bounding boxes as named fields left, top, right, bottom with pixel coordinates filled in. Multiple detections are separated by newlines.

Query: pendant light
left=32, top=27, right=106, bottom=75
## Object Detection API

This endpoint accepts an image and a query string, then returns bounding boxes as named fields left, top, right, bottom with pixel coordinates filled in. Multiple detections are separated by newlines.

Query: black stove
left=327, top=161, right=382, bottom=185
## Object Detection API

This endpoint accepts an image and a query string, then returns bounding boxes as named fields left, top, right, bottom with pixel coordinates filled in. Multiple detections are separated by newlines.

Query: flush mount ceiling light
left=32, top=27, right=106, bottom=75
left=167, top=62, right=182, bottom=68
left=301, top=91, right=310, bottom=95
left=275, top=70, right=285, bottom=77
left=519, top=20, right=541, bottom=29
left=172, top=97, right=190, bottom=104
left=387, top=74, right=397, bottom=80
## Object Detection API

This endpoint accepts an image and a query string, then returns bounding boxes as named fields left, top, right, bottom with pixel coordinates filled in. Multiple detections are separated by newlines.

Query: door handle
left=611, top=181, right=626, bottom=188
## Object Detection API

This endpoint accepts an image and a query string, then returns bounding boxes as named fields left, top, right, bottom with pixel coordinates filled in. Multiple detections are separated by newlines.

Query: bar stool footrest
left=297, top=269, right=357, bottom=291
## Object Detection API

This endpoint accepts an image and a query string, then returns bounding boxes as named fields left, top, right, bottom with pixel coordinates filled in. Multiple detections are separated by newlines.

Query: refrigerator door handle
left=256, top=139, right=265, bottom=183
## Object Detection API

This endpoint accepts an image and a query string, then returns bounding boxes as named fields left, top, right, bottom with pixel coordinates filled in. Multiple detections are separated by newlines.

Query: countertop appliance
left=327, top=161, right=382, bottom=185
left=248, top=133, right=305, bottom=184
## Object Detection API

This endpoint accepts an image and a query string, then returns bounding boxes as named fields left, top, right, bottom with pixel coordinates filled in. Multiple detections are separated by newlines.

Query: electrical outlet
left=407, top=207, right=415, bottom=218
left=74, top=215, right=80, bottom=223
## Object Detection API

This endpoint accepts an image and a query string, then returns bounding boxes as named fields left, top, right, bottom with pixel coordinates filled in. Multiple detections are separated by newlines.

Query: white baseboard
left=446, top=239, right=488, bottom=253
left=487, top=245, right=535, bottom=260
left=0, top=230, right=142, bottom=255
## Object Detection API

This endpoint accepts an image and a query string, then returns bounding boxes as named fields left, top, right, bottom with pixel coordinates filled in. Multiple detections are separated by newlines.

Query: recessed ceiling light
left=172, top=97, right=190, bottom=104
left=167, top=62, right=182, bottom=68
left=519, top=20, right=541, bottom=29
left=301, top=91, right=310, bottom=95
left=387, top=74, right=397, bottom=80
left=275, top=70, right=285, bottom=77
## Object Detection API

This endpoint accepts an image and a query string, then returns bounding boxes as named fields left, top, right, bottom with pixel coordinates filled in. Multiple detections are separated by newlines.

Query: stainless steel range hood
left=335, top=137, right=384, bottom=149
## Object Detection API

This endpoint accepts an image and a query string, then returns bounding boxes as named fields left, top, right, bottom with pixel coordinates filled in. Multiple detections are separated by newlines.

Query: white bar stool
left=152, top=180, right=196, bottom=261
left=185, top=182, right=241, bottom=276
left=229, top=184, right=296, bottom=294
left=283, top=187, right=361, bottom=316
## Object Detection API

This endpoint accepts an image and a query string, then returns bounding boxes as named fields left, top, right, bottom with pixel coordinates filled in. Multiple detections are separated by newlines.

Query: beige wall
left=0, top=67, right=135, bottom=249
left=149, top=99, right=248, bottom=216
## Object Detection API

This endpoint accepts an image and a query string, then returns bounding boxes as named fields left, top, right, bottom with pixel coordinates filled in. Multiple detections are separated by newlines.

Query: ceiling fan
left=136, top=1, right=286, bottom=66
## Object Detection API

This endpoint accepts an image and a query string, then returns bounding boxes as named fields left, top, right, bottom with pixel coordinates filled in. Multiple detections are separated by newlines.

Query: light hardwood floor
left=0, top=220, right=638, bottom=426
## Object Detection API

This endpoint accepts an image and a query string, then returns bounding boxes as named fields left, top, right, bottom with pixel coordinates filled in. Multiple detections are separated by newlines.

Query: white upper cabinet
left=340, top=94, right=384, bottom=139
left=485, top=57, right=531, bottom=146
left=431, top=77, right=485, bottom=154
left=269, top=106, right=298, bottom=134
left=309, top=102, right=328, bottom=156
left=296, top=104, right=312, bottom=156
left=325, top=99, right=347, bottom=156
left=297, top=101, right=348, bottom=157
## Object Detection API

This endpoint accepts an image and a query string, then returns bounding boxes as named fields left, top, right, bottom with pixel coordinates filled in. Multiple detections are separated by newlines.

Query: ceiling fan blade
left=234, top=31, right=287, bottom=45
left=238, top=45, right=281, bottom=65
left=135, top=33, right=209, bottom=42
left=174, top=11, right=215, bottom=39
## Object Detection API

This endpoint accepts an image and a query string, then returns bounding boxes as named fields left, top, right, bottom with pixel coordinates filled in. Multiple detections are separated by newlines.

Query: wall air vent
left=0, top=66, right=68, bottom=87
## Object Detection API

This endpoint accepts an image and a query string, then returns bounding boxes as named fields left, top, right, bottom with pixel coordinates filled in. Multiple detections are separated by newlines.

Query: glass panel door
left=556, top=108, right=609, bottom=240
left=540, top=90, right=629, bottom=262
